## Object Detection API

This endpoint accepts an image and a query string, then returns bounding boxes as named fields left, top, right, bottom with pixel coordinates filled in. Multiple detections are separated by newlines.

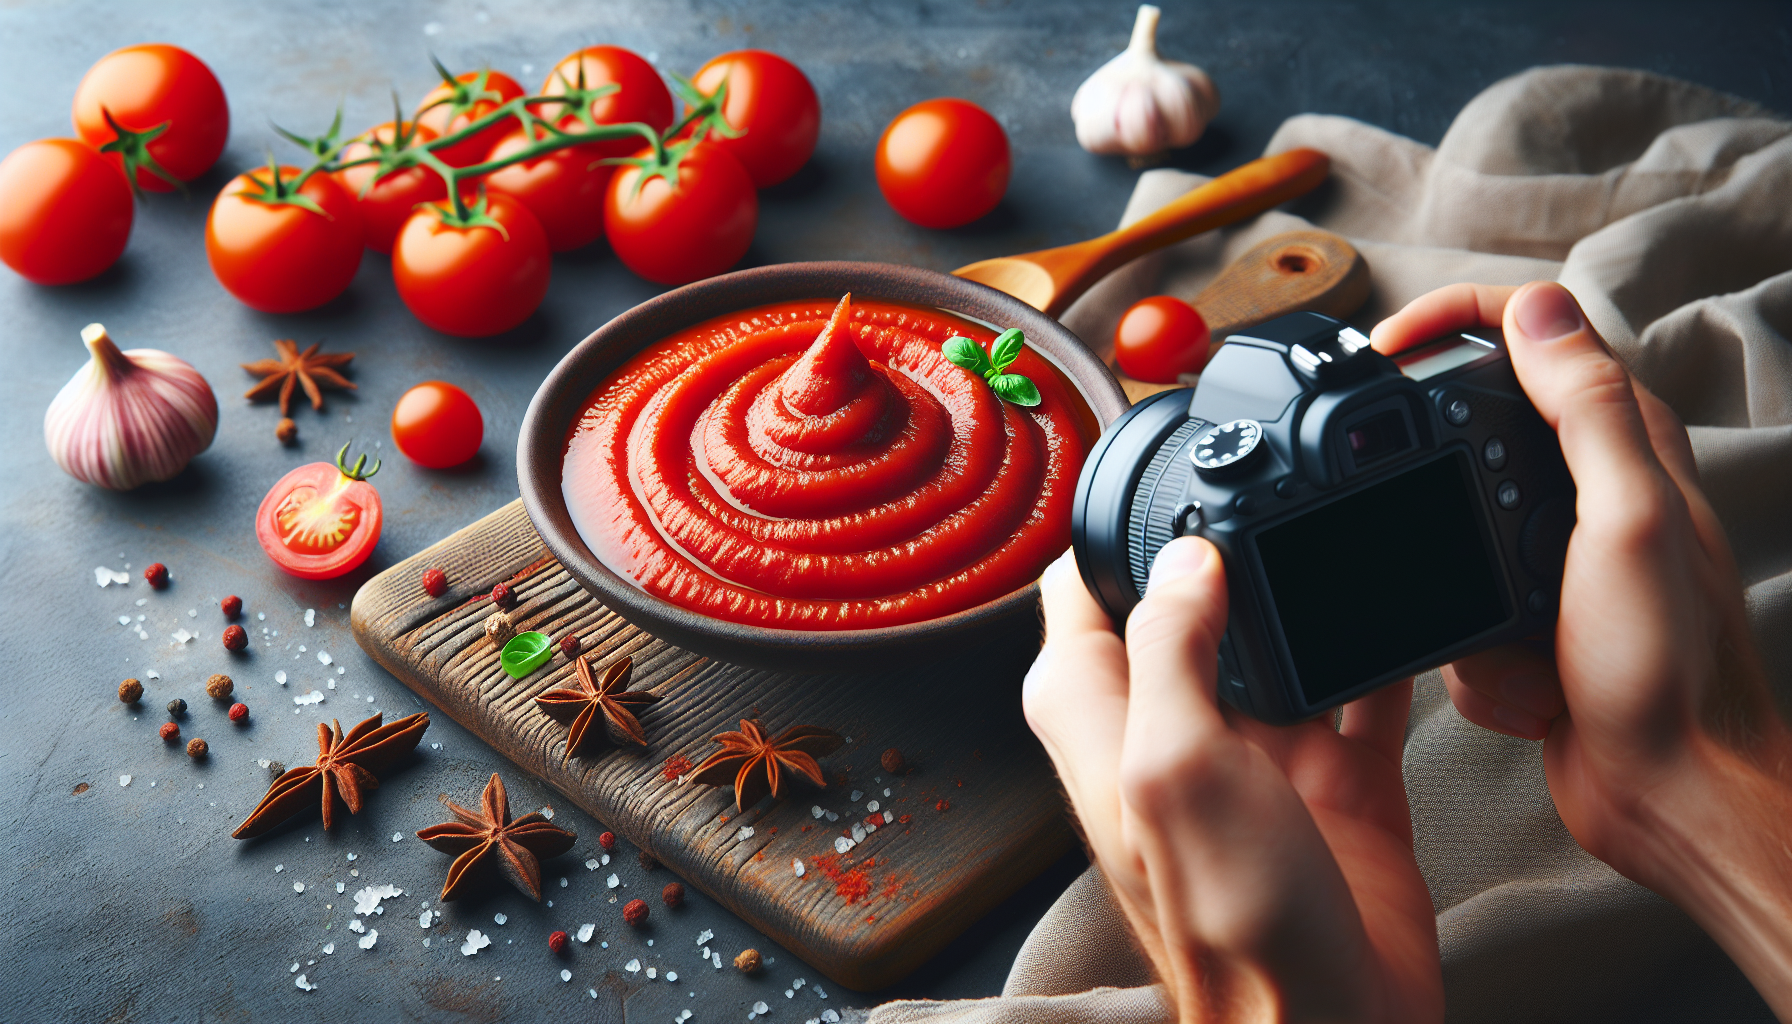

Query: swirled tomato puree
left=562, top=294, right=1096, bottom=629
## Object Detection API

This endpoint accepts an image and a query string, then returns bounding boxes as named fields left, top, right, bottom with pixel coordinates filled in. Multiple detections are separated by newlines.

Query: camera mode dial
left=1189, top=418, right=1265, bottom=478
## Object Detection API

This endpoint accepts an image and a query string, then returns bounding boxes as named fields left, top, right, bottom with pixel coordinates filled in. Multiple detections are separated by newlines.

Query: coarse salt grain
left=794, top=977, right=805, bottom=989
left=738, top=825, right=755, bottom=841
left=294, top=691, right=324, bottom=706
left=539, top=805, right=554, bottom=819
left=354, top=884, right=403, bottom=914
left=606, top=873, right=619, bottom=889
left=294, top=974, right=316, bottom=992
left=560, top=877, right=568, bottom=887
left=118, top=615, right=131, bottom=626
left=493, top=913, right=507, bottom=925
left=349, top=919, right=366, bottom=934
left=318, top=651, right=332, bottom=665
left=275, top=670, right=287, bottom=685
left=787, top=988, right=795, bottom=998
left=883, top=810, right=894, bottom=824
left=647, top=967, right=657, bottom=979
left=851, top=824, right=866, bottom=843
left=305, top=609, right=316, bottom=627
left=834, top=836, right=853, bottom=854
left=667, top=971, right=678, bottom=981
left=461, top=929, right=491, bottom=955
left=293, top=882, right=305, bottom=893
left=585, top=858, right=599, bottom=870
left=625, top=958, right=641, bottom=973
left=560, top=969, right=572, bottom=982
left=359, top=928, right=379, bottom=949
left=811, top=805, right=824, bottom=819
left=392, top=832, right=402, bottom=843
left=825, top=810, right=839, bottom=822
left=867, top=800, right=880, bottom=812
left=275, top=865, right=284, bottom=873
left=119, top=775, right=131, bottom=787
left=171, top=629, right=194, bottom=644
left=793, top=858, right=805, bottom=877
left=323, top=942, right=334, bottom=954
left=754, top=1001, right=770, bottom=1014
left=336, top=882, right=345, bottom=893
left=419, top=910, right=433, bottom=928
left=347, top=852, right=356, bottom=861
left=696, top=929, right=714, bottom=945
left=883, top=788, right=892, bottom=797
left=850, top=790, right=863, bottom=801
left=577, top=923, right=595, bottom=943
left=95, top=567, right=129, bottom=586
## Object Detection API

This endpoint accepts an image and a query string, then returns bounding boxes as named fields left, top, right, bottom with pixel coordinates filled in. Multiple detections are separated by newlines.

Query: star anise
left=242, top=338, right=356, bottom=415
left=416, top=773, right=576, bottom=901
left=685, top=719, right=844, bottom=812
left=535, top=655, right=660, bottom=763
left=231, top=711, right=429, bottom=839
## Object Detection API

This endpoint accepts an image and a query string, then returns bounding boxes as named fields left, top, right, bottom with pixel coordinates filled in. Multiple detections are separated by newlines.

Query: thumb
left=1123, top=537, right=1231, bottom=732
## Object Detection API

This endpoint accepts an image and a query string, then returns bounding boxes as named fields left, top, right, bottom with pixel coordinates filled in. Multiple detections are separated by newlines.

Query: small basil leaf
left=942, top=336, right=993, bottom=376
left=989, top=328, right=1025, bottom=373
left=990, top=373, right=1042, bottom=407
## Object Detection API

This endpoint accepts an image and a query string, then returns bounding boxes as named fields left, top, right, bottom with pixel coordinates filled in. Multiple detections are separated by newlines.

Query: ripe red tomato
left=538, top=46, right=673, bottom=162
left=876, top=98, right=1010, bottom=229
left=414, top=70, right=525, bottom=168
left=256, top=444, right=383, bottom=580
left=206, top=166, right=363, bottom=313
left=333, top=122, right=446, bottom=254
left=1114, top=296, right=1211, bottom=383
left=392, top=382, right=483, bottom=468
left=686, top=50, right=820, bottom=187
left=485, top=129, right=610, bottom=252
left=0, top=139, right=134, bottom=284
left=392, top=192, right=550, bottom=337
left=604, top=140, right=757, bottom=286
left=72, top=44, right=228, bottom=192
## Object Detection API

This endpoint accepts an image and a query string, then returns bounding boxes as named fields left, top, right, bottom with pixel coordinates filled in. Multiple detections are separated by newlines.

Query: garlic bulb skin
left=44, top=323, right=218, bottom=490
left=1072, top=5, right=1219, bottom=160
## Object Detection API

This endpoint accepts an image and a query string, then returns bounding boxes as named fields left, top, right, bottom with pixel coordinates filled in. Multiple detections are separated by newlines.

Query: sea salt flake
left=585, top=858, right=600, bottom=870
left=290, top=962, right=299, bottom=973
left=713, top=952, right=723, bottom=968
left=560, top=968, right=572, bottom=982
left=793, top=977, right=805, bottom=989
left=358, top=928, right=379, bottom=949
left=118, top=615, right=131, bottom=626
left=850, top=790, right=863, bottom=801
left=647, top=967, right=657, bottom=979
left=419, top=910, right=433, bottom=928
left=539, top=805, right=554, bottom=819
left=146, top=669, right=160, bottom=679
left=834, top=836, right=853, bottom=854
left=825, top=810, right=839, bottom=822
left=294, top=691, right=325, bottom=706
left=171, top=629, right=195, bottom=644
left=336, top=882, right=346, bottom=893
left=119, top=775, right=131, bottom=787
left=337, top=666, right=345, bottom=674
left=299, top=645, right=307, bottom=652
left=392, top=832, right=402, bottom=843
left=815, top=986, right=829, bottom=1000
left=606, top=873, right=620, bottom=889
left=851, top=824, right=866, bottom=843
left=349, top=919, right=366, bottom=934
left=589, top=989, right=598, bottom=999
left=258, top=612, right=265, bottom=620
left=327, top=680, right=335, bottom=689
left=275, top=865, right=284, bottom=873
left=867, top=800, right=880, bottom=812
left=559, top=876, right=568, bottom=887
left=577, top=923, right=595, bottom=943
left=95, top=566, right=129, bottom=587
left=883, top=788, right=891, bottom=797
left=601, top=854, right=610, bottom=865
left=754, top=1001, right=770, bottom=1014
left=738, top=825, right=755, bottom=841
left=793, top=858, right=805, bottom=877
left=354, top=884, right=403, bottom=914
left=883, top=810, right=894, bottom=824
left=667, top=971, right=678, bottom=981
left=293, top=882, right=305, bottom=893
left=294, top=973, right=316, bottom=992
left=811, top=805, right=824, bottom=819
left=305, top=609, right=316, bottom=627
left=460, top=929, right=491, bottom=956
left=188, top=608, right=197, bottom=618
left=696, top=929, right=714, bottom=945
left=787, top=988, right=795, bottom=998
left=625, top=958, right=641, bottom=973
left=493, top=913, right=507, bottom=925
left=323, top=942, right=334, bottom=954
left=318, top=651, right=332, bottom=665
left=275, top=670, right=287, bottom=684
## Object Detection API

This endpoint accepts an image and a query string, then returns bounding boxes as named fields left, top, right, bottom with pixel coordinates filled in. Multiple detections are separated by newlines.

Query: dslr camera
left=1072, top=312, right=1576, bottom=723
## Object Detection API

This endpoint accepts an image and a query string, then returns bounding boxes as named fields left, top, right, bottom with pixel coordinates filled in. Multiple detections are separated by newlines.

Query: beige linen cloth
left=852, top=66, right=1792, bottom=1023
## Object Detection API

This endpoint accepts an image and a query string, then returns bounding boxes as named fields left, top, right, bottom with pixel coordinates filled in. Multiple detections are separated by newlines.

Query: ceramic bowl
left=517, top=261, right=1129, bottom=668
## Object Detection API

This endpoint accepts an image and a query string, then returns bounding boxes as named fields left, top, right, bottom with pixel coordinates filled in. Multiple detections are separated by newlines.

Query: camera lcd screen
left=1253, top=450, right=1508, bottom=707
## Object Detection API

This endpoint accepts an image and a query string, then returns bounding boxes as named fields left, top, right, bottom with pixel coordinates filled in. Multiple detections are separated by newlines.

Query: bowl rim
left=517, top=260, right=1130, bottom=665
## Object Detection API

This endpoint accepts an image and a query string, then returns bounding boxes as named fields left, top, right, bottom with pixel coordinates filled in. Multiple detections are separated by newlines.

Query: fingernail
left=1041, top=550, right=1076, bottom=588
left=1499, top=674, right=1559, bottom=719
left=1491, top=703, right=1548, bottom=739
left=1513, top=284, right=1585, bottom=342
left=1147, top=538, right=1211, bottom=593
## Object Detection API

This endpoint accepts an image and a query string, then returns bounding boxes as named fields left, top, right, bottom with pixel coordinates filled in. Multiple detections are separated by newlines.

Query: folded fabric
left=865, top=65, right=1792, bottom=1024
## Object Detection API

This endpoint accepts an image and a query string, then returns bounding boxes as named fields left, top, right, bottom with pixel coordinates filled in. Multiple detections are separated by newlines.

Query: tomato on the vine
left=72, top=43, right=229, bottom=192
left=392, top=381, right=484, bottom=469
left=685, top=50, right=819, bottom=187
left=876, top=98, right=1010, bottom=229
left=392, top=191, right=550, bottom=337
left=1114, top=295, right=1211, bottom=383
left=256, top=443, right=384, bottom=580
left=538, top=46, right=673, bottom=161
left=485, top=128, right=610, bottom=253
left=0, top=139, right=134, bottom=284
left=206, top=165, right=364, bottom=313
left=413, top=69, right=525, bottom=167
left=604, top=139, right=757, bottom=286
left=333, top=121, right=445, bottom=254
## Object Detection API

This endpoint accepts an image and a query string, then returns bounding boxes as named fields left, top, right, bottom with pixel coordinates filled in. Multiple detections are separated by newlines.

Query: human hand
left=1372, top=281, right=1792, bottom=1016
left=1025, top=541, right=1442, bottom=1023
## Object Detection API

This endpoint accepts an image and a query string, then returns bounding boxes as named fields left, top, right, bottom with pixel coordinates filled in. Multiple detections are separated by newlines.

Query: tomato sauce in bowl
left=563, top=294, right=1096, bottom=630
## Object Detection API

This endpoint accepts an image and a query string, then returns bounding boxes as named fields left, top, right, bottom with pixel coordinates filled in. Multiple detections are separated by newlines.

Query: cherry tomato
left=0, top=139, right=133, bottom=284
left=255, top=443, right=383, bottom=580
left=875, top=98, right=1010, bottom=229
left=1114, top=295, right=1211, bottom=383
left=72, top=44, right=228, bottom=192
left=393, top=192, right=550, bottom=337
left=485, top=129, right=610, bottom=253
left=604, top=140, right=757, bottom=286
left=686, top=50, right=820, bottom=187
left=413, top=69, right=525, bottom=167
left=333, top=121, right=446, bottom=254
left=538, top=46, right=674, bottom=162
left=206, top=166, right=363, bottom=313
left=392, top=381, right=484, bottom=468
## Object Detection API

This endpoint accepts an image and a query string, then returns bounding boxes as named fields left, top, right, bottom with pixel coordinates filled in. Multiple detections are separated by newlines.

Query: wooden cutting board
left=350, top=499, right=1073, bottom=991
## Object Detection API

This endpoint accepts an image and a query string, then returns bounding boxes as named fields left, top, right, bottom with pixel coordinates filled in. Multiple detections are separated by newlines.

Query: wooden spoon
left=953, top=147, right=1331, bottom=319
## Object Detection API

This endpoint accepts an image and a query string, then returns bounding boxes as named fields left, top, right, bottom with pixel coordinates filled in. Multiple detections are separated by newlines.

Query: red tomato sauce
left=563, top=295, right=1095, bottom=630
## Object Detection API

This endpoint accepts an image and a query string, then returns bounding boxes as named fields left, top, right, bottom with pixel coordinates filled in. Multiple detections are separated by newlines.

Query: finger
left=1446, top=642, right=1565, bottom=720
left=1337, top=678, right=1414, bottom=766
left=1630, top=381, right=1743, bottom=581
left=1122, top=537, right=1231, bottom=742
left=1369, top=283, right=1519, bottom=355
left=1443, top=665, right=1550, bottom=740
left=1038, top=549, right=1114, bottom=640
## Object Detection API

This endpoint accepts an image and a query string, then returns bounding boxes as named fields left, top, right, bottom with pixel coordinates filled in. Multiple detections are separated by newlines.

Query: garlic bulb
left=44, top=323, right=218, bottom=490
left=1071, top=5, right=1219, bottom=161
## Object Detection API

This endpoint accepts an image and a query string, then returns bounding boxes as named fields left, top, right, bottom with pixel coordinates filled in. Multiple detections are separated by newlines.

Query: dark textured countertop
left=2, top=2, right=1786, bottom=1021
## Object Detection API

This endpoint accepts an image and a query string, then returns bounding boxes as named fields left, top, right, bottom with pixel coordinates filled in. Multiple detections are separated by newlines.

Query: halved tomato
left=255, top=443, right=383, bottom=579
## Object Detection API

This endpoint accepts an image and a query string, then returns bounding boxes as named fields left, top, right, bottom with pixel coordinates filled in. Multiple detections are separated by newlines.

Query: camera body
left=1073, top=312, right=1575, bottom=723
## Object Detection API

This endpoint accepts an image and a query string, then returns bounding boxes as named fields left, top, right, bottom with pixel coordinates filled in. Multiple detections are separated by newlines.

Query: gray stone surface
left=0, top=1, right=1785, bottom=1021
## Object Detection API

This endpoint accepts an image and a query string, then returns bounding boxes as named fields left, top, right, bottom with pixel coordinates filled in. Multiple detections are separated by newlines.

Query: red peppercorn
left=221, top=595, right=242, bottom=618
left=598, top=831, right=616, bottom=851
left=558, top=634, right=581, bottom=658
left=491, top=582, right=516, bottom=609
left=159, top=721, right=180, bottom=742
left=144, top=562, right=168, bottom=588
left=936, top=799, right=950, bottom=813
left=662, top=882, right=684, bottom=908
left=229, top=702, right=249, bottom=723
left=622, top=898, right=648, bottom=926
left=548, top=930, right=569, bottom=955
left=421, top=567, right=448, bottom=597
left=222, top=624, right=247, bottom=651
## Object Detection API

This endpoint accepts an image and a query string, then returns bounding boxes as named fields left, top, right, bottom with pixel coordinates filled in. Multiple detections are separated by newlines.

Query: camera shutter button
left=1441, top=392, right=1472, bottom=426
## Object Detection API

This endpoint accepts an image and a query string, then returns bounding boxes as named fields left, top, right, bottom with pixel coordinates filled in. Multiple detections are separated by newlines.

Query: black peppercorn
left=167, top=698, right=187, bottom=717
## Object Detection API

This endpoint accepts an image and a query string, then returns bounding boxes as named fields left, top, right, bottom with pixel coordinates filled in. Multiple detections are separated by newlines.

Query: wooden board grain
left=350, top=499, right=1075, bottom=991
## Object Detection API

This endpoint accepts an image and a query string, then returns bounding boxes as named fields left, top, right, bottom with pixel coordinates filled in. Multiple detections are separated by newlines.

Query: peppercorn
left=936, top=798, right=950, bottom=813
left=186, top=737, right=208, bottom=759
left=229, top=702, right=249, bottom=723
left=638, top=850, right=659, bottom=872
left=159, top=721, right=180, bottom=742
left=167, top=698, right=187, bottom=717
left=881, top=747, right=906, bottom=775
left=275, top=417, right=298, bottom=444
left=548, top=930, right=569, bottom=955
left=118, top=678, right=143, bottom=704
left=221, top=595, right=242, bottom=618
left=144, top=562, right=168, bottom=588
left=661, top=882, right=684, bottom=909
left=205, top=673, right=234, bottom=700
left=491, top=582, right=516, bottom=609
left=222, top=624, right=247, bottom=651
left=598, top=831, right=615, bottom=851
left=734, top=948, right=761, bottom=974
left=622, top=898, right=648, bottom=927
left=421, top=567, right=448, bottom=597
left=558, top=633, right=581, bottom=658
left=484, top=612, right=515, bottom=646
